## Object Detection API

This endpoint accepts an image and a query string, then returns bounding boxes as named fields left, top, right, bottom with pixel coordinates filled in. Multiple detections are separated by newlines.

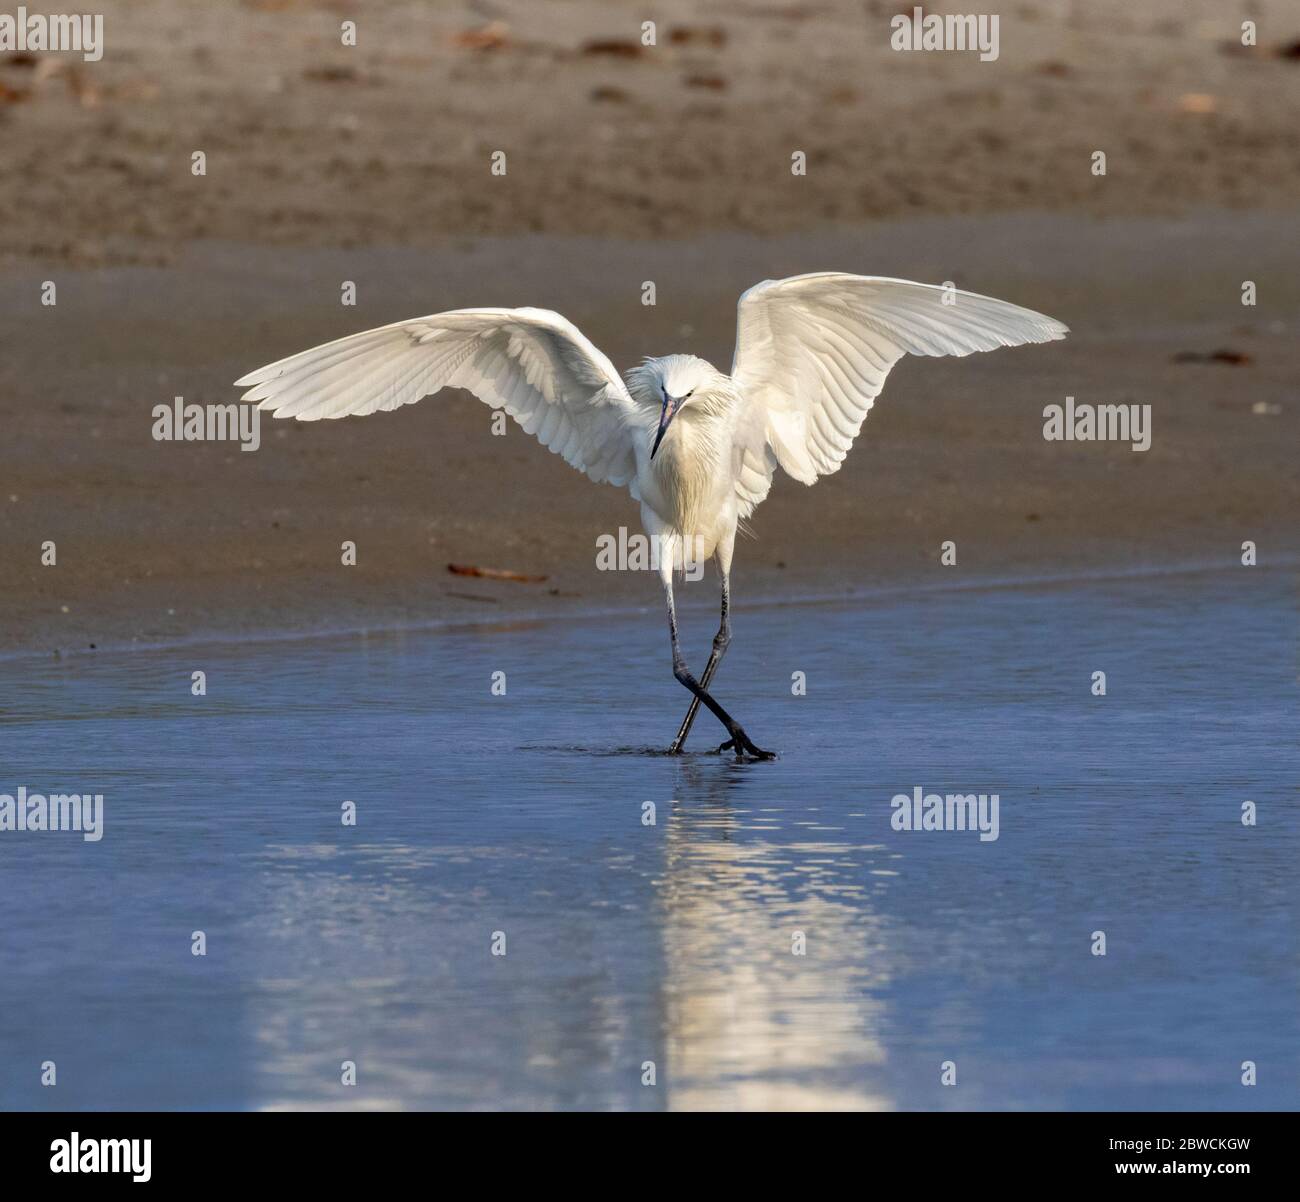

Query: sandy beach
left=2, top=0, right=1298, bottom=265
left=1, top=210, right=1295, bottom=657
left=1, top=0, right=1296, bottom=656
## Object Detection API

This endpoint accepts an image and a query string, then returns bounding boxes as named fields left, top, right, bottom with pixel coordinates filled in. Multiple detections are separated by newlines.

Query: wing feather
left=730, top=273, right=1067, bottom=496
left=235, top=307, right=639, bottom=486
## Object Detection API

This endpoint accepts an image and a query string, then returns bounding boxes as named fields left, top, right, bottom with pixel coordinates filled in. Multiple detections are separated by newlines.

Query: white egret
left=236, top=273, right=1067, bottom=758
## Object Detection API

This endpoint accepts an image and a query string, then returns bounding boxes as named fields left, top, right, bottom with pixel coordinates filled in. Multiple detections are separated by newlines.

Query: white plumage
left=237, top=307, right=640, bottom=486
left=237, top=273, right=1067, bottom=758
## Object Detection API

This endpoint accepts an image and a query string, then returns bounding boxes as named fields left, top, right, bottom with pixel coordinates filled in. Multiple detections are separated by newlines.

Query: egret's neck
left=652, top=407, right=726, bottom=535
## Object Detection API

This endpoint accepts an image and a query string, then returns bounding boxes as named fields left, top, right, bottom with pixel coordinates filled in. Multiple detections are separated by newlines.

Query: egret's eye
left=685, top=390, right=694, bottom=399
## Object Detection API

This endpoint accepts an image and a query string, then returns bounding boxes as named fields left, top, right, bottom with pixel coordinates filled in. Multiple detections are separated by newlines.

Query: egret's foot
left=715, top=729, right=775, bottom=760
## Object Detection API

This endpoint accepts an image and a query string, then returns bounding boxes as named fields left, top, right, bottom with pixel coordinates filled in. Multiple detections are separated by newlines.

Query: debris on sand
left=1171, top=348, right=1252, bottom=365
left=1220, top=37, right=1300, bottom=60
left=1177, top=92, right=1217, bottom=114
left=448, top=563, right=549, bottom=583
left=450, top=21, right=511, bottom=52
left=579, top=38, right=644, bottom=59
left=303, top=64, right=360, bottom=84
left=668, top=26, right=727, bottom=48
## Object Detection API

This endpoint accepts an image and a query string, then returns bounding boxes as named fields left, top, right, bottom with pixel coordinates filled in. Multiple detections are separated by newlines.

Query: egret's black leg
left=669, top=573, right=731, bottom=753
left=663, top=575, right=771, bottom=760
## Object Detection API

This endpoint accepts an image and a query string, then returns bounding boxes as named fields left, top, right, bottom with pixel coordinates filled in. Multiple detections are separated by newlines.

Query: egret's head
left=640, top=354, right=718, bottom=459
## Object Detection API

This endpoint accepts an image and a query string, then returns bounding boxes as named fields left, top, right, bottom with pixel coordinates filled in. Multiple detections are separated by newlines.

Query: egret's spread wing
left=731, top=273, right=1068, bottom=490
left=235, top=307, right=640, bottom=486
left=730, top=402, right=782, bottom=521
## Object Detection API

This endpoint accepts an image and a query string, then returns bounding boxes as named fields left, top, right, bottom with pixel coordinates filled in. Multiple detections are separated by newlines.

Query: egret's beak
left=650, top=395, right=680, bottom=460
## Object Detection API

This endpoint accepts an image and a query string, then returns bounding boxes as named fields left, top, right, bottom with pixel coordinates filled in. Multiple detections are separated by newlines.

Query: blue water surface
left=1, top=565, right=1294, bottom=1110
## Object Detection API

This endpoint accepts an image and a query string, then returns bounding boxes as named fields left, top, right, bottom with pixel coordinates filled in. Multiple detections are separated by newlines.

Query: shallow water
left=1, top=565, right=1294, bottom=1110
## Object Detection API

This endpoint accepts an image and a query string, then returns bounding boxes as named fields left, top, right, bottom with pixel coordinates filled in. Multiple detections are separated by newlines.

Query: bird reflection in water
left=656, top=759, right=892, bottom=1110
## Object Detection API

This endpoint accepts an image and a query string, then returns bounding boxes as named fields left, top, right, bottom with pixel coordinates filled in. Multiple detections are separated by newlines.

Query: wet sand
left=1, top=210, right=1296, bottom=657
left=1, top=0, right=1296, bottom=657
